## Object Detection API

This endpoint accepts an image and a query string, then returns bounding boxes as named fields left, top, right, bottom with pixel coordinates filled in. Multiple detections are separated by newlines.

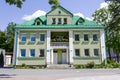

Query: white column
left=46, top=30, right=51, bottom=64
left=51, top=49, right=53, bottom=64
left=13, top=30, right=19, bottom=66
left=69, top=30, right=74, bottom=64
left=100, top=29, right=106, bottom=61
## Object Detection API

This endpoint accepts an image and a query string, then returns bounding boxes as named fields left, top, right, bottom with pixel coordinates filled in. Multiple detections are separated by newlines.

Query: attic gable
left=46, top=5, right=73, bottom=16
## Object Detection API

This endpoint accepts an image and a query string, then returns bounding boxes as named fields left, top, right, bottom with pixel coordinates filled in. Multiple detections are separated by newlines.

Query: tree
left=0, top=31, right=6, bottom=49
left=93, top=1, right=120, bottom=63
left=5, top=0, right=60, bottom=9
left=49, top=0, right=60, bottom=9
left=5, top=0, right=26, bottom=8
left=5, top=22, right=16, bottom=52
left=0, top=51, right=4, bottom=67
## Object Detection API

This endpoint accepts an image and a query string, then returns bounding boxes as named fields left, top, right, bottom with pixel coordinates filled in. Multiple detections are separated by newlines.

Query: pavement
left=0, top=68, right=120, bottom=80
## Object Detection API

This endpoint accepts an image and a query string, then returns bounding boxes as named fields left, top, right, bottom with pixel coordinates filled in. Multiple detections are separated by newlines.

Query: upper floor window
left=40, top=34, right=45, bottom=41
left=36, top=21, right=40, bottom=25
left=58, top=18, right=62, bottom=24
left=30, top=49, right=35, bottom=57
left=21, top=49, right=26, bottom=57
left=30, top=34, right=36, bottom=42
left=58, top=11, right=61, bottom=14
left=84, top=49, right=89, bottom=56
left=52, top=18, right=56, bottom=24
left=93, top=34, right=98, bottom=41
left=21, top=34, right=26, bottom=42
left=75, top=49, right=80, bottom=56
left=84, top=34, right=89, bottom=41
left=39, top=49, right=44, bottom=57
left=75, top=34, right=79, bottom=41
left=64, top=18, right=67, bottom=24
left=94, top=49, right=99, bottom=56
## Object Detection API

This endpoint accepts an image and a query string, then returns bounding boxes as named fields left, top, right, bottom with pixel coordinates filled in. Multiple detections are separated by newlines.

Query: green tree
left=49, top=0, right=60, bottom=9
left=5, top=0, right=26, bottom=8
left=5, top=22, right=16, bottom=52
left=93, top=1, right=120, bottom=63
left=5, top=0, right=60, bottom=9
left=0, top=31, right=6, bottom=49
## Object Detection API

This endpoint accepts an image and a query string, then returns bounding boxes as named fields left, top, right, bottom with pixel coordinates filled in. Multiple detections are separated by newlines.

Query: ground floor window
left=94, top=49, right=99, bottom=56
left=75, top=49, right=80, bottom=56
left=39, top=49, right=44, bottom=57
left=30, top=49, right=35, bottom=57
left=21, top=49, right=26, bottom=57
left=84, top=49, right=89, bottom=56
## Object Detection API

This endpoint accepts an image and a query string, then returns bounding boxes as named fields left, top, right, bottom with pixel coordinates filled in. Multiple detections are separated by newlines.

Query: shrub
left=74, top=65, right=84, bottom=69
left=85, top=62, right=95, bottom=69
left=21, top=63, right=27, bottom=68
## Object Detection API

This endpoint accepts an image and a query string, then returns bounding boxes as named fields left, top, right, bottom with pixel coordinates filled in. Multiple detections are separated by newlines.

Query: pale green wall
left=73, top=30, right=101, bottom=64
left=17, top=30, right=47, bottom=65
left=47, top=8, right=72, bottom=25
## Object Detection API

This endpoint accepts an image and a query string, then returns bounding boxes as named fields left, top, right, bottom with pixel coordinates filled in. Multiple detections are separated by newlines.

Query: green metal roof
left=15, top=15, right=104, bottom=29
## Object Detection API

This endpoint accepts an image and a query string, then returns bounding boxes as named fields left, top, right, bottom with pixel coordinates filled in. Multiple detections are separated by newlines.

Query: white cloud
left=74, top=13, right=85, bottom=18
left=74, top=12, right=92, bottom=21
left=22, top=10, right=46, bottom=21
left=100, top=2, right=109, bottom=9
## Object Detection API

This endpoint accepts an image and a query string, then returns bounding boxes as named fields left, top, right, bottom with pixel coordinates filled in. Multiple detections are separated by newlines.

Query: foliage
left=92, top=1, right=120, bottom=63
left=0, top=51, right=4, bottom=67
left=5, top=0, right=26, bottom=8
left=85, top=62, right=95, bottom=68
left=4, top=22, right=16, bottom=52
left=74, top=65, right=85, bottom=69
left=49, top=0, right=60, bottom=9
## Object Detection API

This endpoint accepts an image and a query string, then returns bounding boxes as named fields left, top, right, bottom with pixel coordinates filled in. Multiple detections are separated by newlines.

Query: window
left=64, top=18, right=67, bottom=24
left=30, top=34, right=36, bottom=42
left=75, top=49, right=80, bottom=56
left=84, top=34, right=89, bottom=41
left=40, top=34, right=45, bottom=41
left=58, top=18, right=62, bottom=24
left=52, top=18, right=56, bottom=24
left=58, top=11, right=61, bottom=14
left=75, top=34, right=79, bottom=41
left=84, top=49, right=89, bottom=56
left=94, top=49, right=99, bottom=56
left=39, top=49, right=44, bottom=57
left=93, top=34, right=98, bottom=41
left=21, top=49, right=26, bottom=57
left=36, top=21, right=40, bottom=25
left=30, top=49, right=35, bottom=57
left=21, top=34, right=26, bottom=42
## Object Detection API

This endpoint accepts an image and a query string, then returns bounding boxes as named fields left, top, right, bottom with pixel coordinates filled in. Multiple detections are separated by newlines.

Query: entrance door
left=58, top=50, right=62, bottom=64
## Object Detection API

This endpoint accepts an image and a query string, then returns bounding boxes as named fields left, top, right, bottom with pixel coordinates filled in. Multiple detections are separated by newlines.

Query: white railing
left=51, top=42, right=69, bottom=46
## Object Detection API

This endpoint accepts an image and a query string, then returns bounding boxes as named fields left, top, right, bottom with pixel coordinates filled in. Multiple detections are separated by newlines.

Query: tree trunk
left=116, top=53, right=120, bottom=63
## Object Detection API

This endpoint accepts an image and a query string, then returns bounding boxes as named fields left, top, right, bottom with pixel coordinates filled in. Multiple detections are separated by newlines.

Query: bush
left=74, top=65, right=84, bottom=69
left=85, top=62, right=95, bottom=69
left=21, top=63, right=27, bottom=68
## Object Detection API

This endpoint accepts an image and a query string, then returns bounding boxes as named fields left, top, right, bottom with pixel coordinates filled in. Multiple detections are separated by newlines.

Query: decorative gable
left=46, top=5, right=73, bottom=25
left=76, top=17, right=85, bottom=25
left=33, top=17, right=43, bottom=25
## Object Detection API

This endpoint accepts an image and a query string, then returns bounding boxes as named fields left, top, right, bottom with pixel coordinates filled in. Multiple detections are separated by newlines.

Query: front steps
left=47, top=64, right=73, bottom=69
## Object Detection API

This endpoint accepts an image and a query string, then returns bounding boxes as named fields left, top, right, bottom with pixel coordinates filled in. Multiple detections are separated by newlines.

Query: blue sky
left=0, top=0, right=106, bottom=31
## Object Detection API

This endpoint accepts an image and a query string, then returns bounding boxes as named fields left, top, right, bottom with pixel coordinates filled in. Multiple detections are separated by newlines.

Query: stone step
left=47, top=64, right=72, bottom=69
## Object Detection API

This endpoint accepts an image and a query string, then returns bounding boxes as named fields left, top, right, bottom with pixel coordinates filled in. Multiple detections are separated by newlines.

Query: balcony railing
left=51, top=42, right=69, bottom=46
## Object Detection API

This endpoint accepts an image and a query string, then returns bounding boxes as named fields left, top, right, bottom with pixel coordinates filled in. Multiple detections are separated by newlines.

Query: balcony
left=51, top=42, right=69, bottom=47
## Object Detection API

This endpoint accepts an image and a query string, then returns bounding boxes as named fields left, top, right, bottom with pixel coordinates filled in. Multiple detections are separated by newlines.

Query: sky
left=0, top=0, right=108, bottom=31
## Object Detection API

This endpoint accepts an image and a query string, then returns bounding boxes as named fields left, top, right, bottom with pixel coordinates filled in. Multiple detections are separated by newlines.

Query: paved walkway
left=0, top=69, right=120, bottom=80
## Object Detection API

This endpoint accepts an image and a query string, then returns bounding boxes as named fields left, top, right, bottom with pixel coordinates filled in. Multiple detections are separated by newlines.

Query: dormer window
left=36, top=21, right=40, bottom=25
left=52, top=18, right=56, bottom=24
left=58, top=18, right=62, bottom=24
left=34, top=17, right=43, bottom=25
left=64, top=18, right=67, bottom=24
left=76, top=17, right=85, bottom=25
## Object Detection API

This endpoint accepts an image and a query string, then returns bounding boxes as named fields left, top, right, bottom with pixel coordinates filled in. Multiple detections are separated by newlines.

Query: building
left=13, top=5, right=106, bottom=66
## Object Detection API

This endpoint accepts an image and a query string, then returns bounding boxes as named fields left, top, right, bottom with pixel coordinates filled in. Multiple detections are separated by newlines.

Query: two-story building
left=13, top=5, right=106, bottom=66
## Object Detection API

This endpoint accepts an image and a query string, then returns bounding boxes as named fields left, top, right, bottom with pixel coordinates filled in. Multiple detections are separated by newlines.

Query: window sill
left=19, top=41, right=26, bottom=44
left=91, top=41, right=98, bottom=44
left=37, top=41, right=45, bottom=44
left=82, top=41, right=89, bottom=44
left=73, top=41, right=80, bottom=44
